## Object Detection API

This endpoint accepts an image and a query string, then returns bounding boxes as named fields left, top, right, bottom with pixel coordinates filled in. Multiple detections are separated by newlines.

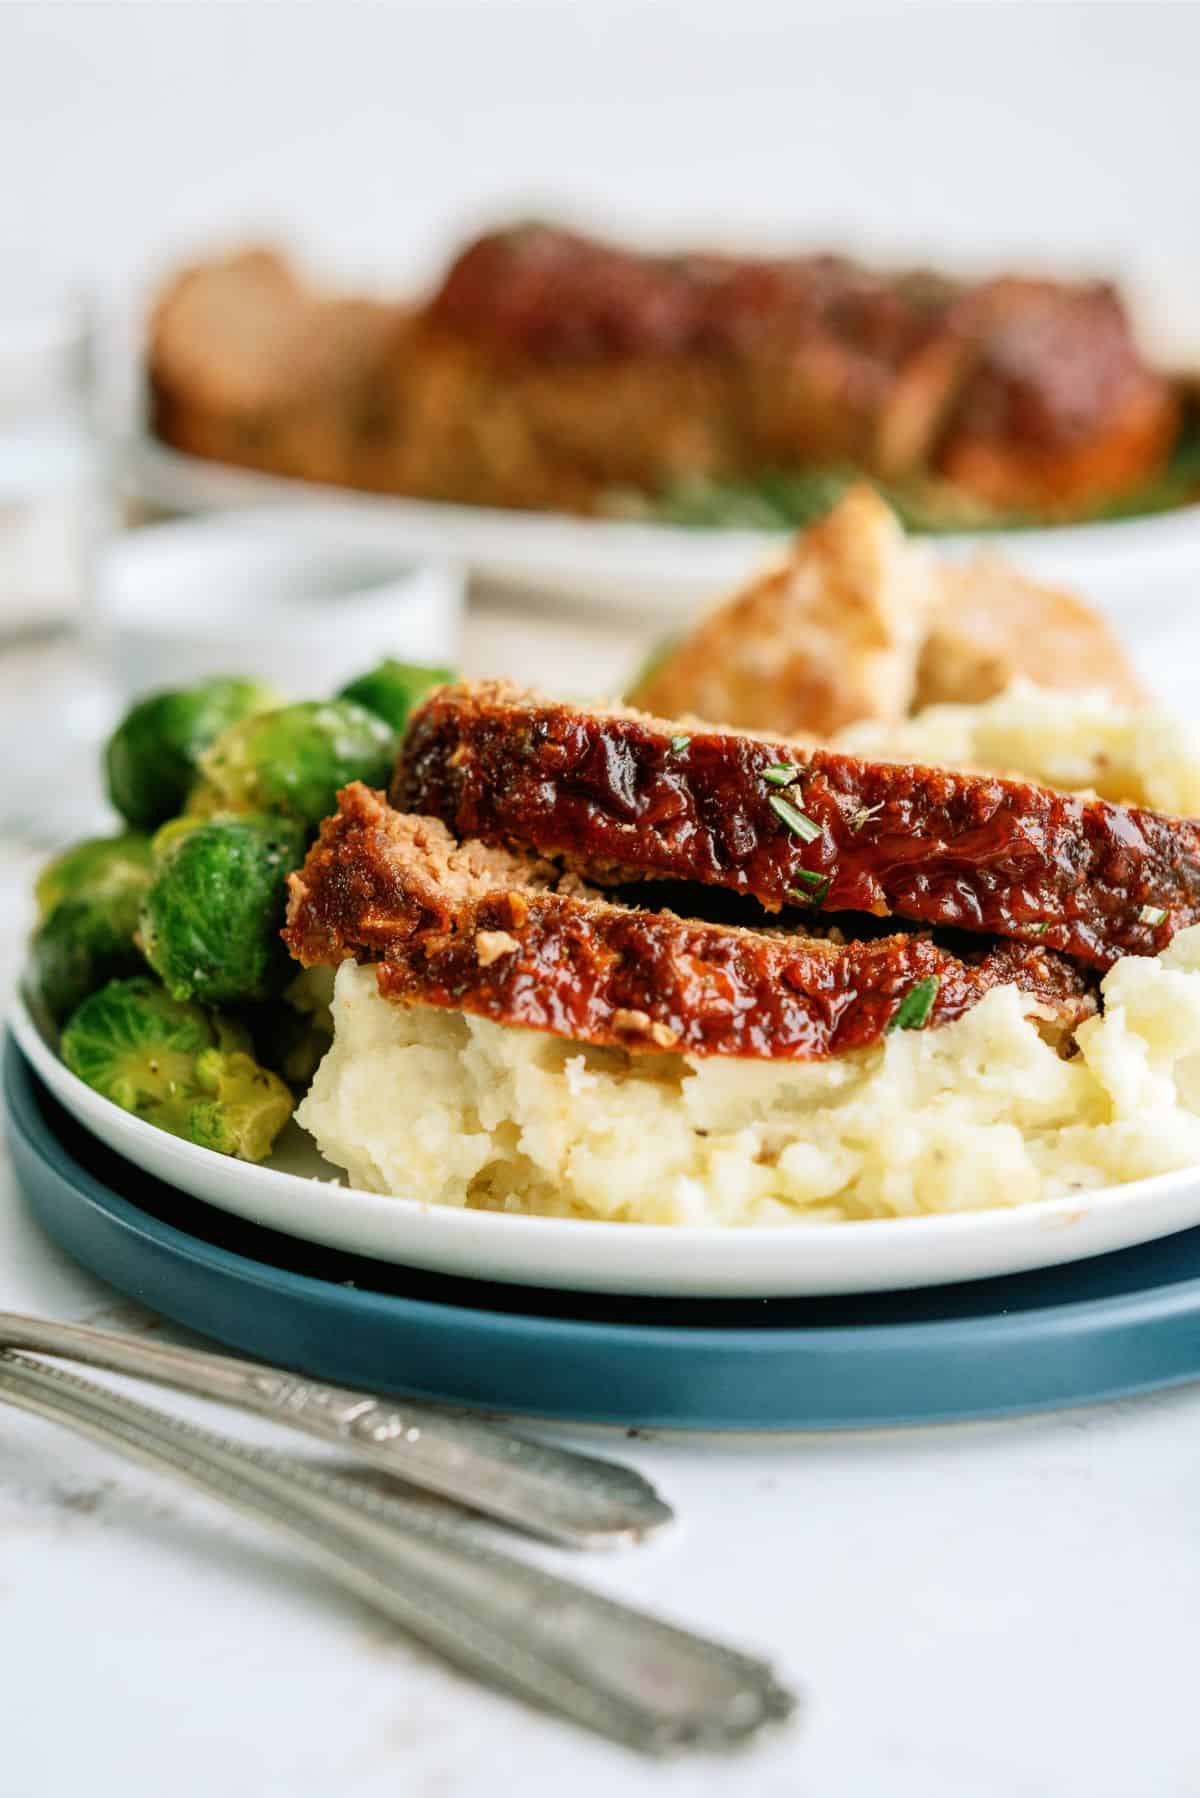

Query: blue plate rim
left=8, top=1026, right=1200, bottom=1352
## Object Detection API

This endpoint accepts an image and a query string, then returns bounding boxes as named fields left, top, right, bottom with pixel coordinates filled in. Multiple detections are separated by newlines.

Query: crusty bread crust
left=631, top=486, right=934, bottom=735
left=917, top=557, right=1147, bottom=711
left=631, top=489, right=1146, bottom=736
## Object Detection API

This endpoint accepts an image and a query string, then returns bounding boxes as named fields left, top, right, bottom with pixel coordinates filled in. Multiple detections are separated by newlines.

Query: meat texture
left=419, top=225, right=1178, bottom=513
left=148, top=226, right=1181, bottom=519
left=148, top=248, right=409, bottom=489
left=284, top=784, right=1095, bottom=1061
left=396, top=682, right=1200, bottom=970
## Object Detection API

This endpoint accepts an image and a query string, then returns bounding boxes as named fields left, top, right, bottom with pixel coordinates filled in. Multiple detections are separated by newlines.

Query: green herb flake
left=1140, top=904, right=1167, bottom=927
left=762, top=763, right=798, bottom=788
left=888, top=976, right=939, bottom=1032
left=669, top=734, right=691, bottom=754
left=786, top=874, right=831, bottom=907
left=851, top=801, right=884, bottom=832
left=1031, top=922, right=1051, bottom=935
left=768, top=793, right=821, bottom=843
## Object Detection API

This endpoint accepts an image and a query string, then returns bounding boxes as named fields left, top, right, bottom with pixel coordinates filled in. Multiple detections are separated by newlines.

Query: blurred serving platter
left=133, top=223, right=1200, bottom=614
left=127, top=432, right=1200, bottom=615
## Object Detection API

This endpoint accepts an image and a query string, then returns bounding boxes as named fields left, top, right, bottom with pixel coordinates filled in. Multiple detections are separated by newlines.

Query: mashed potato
left=297, top=685, right=1200, bottom=1225
left=297, top=929, right=1200, bottom=1225
left=839, top=678, right=1200, bottom=815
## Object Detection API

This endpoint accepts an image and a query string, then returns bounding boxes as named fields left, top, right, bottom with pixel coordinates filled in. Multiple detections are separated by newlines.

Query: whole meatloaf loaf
left=147, top=225, right=1181, bottom=519
left=284, top=784, right=1095, bottom=1060
left=395, top=682, right=1200, bottom=971
left=406, top=223, right=1178, bottom=514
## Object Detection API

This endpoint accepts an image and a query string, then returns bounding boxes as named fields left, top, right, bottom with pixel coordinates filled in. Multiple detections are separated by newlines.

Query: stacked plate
left=12, top=991, right=1200, bottom=1432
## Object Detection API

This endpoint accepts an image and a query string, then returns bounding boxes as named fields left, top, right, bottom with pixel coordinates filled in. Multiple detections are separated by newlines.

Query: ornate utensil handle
left=0, top=1310, right=670, bottom=1548
left=0, top=1352, right=795, bottom=1755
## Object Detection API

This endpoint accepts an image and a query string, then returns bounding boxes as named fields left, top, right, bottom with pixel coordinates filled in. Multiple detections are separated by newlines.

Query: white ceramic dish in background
left=127, top=432, right=1200, bottom=618
left=97, top=508, right=464, bottom=699
left=14, top=984, right=1200, bottom=1300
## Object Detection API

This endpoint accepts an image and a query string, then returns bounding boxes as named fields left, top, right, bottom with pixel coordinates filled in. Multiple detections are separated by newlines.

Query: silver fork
left=0, top=1350, right=796, bottom=1754
left=0, top=1310, right=670, bottom=1548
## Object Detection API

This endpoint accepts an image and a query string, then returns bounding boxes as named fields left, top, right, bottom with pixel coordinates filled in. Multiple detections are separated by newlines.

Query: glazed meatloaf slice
left=284, top=784, right=1095, bottom=1061
left=396, top=682, right=1200, bottom=971
left=148, top=248, right=407, bottom=489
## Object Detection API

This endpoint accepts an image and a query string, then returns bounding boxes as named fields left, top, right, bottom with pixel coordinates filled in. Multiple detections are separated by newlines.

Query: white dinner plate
left=126, top=433, right=1200, bottom=618
left=13, top=985, right=1200, bottom=1300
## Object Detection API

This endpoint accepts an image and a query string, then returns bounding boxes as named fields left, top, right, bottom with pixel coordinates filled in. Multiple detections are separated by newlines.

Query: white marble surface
left=4, top=583, right=1200, bottom=1797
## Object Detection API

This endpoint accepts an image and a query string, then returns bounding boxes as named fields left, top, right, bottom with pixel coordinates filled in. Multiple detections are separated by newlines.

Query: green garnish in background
left=601, top=411, right=1200, bottom=536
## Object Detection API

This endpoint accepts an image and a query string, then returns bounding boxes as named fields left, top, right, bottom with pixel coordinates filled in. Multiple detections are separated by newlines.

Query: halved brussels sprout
left=139, top=812, right=307, bottom=1006
left=193, top=699, right=395, bottom=835
left=338, top=659, right=455, bottom=737
left=105, top=676, right=278, bottom=829
left=60, top=976, right=294, bottom=1162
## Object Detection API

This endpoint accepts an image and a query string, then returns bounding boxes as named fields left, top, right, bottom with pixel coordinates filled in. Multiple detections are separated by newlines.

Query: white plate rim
left=11, top=985, right=1200, bottom=1300
left=125, top=433, right=1200, bottom=615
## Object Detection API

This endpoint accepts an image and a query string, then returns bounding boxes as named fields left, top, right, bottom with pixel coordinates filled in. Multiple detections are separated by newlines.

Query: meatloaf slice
left=395, top=682, right=1200, bottom=971
left=285, top=784, right=1095, bottom=1061
left=148, top=248, right=407, bottom=490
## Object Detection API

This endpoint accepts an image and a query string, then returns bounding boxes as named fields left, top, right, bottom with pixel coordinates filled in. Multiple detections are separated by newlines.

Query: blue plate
left=8, top=1030, right=1200, bottom=1430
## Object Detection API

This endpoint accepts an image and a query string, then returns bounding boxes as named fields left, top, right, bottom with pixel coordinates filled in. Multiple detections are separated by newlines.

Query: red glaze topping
left=396, top=683, right=1200, bottom=972
left=285, top=785, right=1095, bottom=1062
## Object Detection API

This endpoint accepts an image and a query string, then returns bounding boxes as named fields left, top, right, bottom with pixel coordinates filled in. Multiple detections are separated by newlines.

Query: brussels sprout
left=32, top=833, right=156, bottom=1022
left=337, top=659, right=455, bottom=737
left=61, top=977, right=294, bottom=1162
left=105, top=676, right=278, bottom=830
left=33, top=888, right=148, bottom=1023
left=139, top=813, right=307, bottom=1006
left=34, top=832, right=154, bottom=922
left=194, top=699, right=396, bottom=835
left=186, top=1048, right=296, bottom=1160
left=149, top=814, right=206, bottom=859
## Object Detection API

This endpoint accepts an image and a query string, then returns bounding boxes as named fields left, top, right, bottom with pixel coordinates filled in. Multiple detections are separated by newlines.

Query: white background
left=2, top=0, right=1199, bottom=350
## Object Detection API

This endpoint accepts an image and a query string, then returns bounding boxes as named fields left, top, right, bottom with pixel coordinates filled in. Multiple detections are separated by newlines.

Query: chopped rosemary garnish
left=768, top=792, right=821, bottom=842
left=787, top=873, right=831, bottom=907
left=850, top=801, right=884, bottom=832
left=669, top=734, right=691, bottom=753
left=888, top=976, right=939, bottom=1032
left=762, top=763, right=798, bottom=787
left=1140, top=903, right=1167, bottom=927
